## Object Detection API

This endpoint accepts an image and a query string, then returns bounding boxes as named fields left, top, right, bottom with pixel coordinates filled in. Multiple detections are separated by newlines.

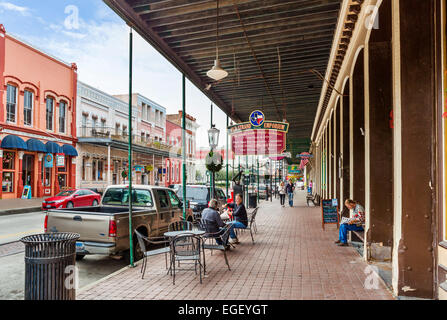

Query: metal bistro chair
left=134, top=230, right=171, bottom=279
left=233, top=207, right=259, bottom=244
left=199, top=221, right=232, bottom=273
left=168, top=220, right=193, bottom=232
left=170, top=234, right=203, bottom=285
left=168, top=220, right=194, bottom=265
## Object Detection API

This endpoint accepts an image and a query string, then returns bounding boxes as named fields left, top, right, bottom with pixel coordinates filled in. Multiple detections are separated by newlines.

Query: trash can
left=21, top=232, right=80, bottom=300
left=249, top=194, right=257, bottom=208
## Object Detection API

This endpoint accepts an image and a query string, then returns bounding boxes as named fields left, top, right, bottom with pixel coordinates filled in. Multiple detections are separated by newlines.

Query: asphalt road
left=0, top=211, right=127, bottom=300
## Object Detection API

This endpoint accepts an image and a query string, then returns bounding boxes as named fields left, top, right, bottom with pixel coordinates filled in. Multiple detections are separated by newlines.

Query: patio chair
left=134, top=230, right=171, bottom=279
left=199, top=221, right=232, bottom=273
left=171, top=234, right=203, bottom=285
left=233, top=207, right=258, bottom=244
left=168, top=220, right=193, bottom=232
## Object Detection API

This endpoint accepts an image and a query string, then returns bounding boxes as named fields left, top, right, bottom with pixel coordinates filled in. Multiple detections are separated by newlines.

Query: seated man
left=335, top=199, right=365, bottom=247
left=223, top=194, right=248, bottom=244
left=201, top=199, right=227, bottom=246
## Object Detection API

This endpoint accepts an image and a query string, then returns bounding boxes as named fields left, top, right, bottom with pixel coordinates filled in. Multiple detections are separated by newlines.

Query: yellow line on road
left=0, top=229, right=42, bottom=240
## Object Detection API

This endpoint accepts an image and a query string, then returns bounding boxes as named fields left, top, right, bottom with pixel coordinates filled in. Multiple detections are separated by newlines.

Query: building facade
left=0, top=25, right=78, bottom=199
left=76, top=83, right=180, bottom=190
left=308, top=0, right=447, bottom=300
left=167, top=111, right=198, bottom=184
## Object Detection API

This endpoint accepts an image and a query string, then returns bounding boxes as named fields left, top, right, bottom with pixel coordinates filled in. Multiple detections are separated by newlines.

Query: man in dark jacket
left=201, top=199, right=226, bottom=245
left=286, top=180, right=295, bottom=207
left=223, top=194, right=248, bottom=244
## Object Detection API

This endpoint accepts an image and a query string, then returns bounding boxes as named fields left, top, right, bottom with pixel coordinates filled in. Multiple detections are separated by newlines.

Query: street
left=0, top=212, right=127, bottom=300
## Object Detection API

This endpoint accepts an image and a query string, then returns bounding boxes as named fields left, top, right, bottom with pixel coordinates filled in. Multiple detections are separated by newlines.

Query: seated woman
left=223, top=194, right=248, bottom=244
left=335, top=199, right=365, bottom=247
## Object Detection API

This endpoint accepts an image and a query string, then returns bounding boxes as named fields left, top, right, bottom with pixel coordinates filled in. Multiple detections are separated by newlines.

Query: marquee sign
left=229, top=111, right=289, bottom=156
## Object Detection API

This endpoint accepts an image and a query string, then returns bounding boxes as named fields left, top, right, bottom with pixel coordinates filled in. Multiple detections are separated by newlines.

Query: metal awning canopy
left=103, top=0, right=342, bottom=158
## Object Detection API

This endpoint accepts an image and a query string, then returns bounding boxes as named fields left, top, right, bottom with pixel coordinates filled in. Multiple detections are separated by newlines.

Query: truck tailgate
left=47, top=210, right=113, bottom=243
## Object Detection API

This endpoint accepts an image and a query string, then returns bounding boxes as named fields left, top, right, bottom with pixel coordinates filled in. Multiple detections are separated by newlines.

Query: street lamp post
left=208, top=123, right=220, bottom=199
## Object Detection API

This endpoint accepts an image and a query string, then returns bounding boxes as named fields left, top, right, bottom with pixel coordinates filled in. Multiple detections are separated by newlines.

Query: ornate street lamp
left=207, top=125, right=220, bottom=199
left=208, top=125, right=220, bottom=150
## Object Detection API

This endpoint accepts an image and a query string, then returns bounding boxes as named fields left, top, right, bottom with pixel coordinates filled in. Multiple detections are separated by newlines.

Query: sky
left=0, top=0, right=231, bottom=150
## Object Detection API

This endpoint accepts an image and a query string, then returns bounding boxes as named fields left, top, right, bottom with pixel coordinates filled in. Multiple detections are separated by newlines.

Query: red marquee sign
left=229, top=111, right=288, bottom=156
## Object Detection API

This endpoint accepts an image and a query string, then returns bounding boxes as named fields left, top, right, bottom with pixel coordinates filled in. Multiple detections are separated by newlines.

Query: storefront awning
left=62, top=144, right=78, bottom=156
left=26, top=139, right=47, bottom=153
left=1, top=135, right=27, bottom=150
left=45, top=141, right=62, bottom=154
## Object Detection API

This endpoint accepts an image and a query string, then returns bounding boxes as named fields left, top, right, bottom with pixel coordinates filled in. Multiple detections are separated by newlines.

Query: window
left=156, top=189, right=170, bottom=208
left=167, top=190, right=181, bottom=208
left=59, top=101, right=66, bottom=133
left=81, top=115, right=88, bottom=136
left=43, top=166, right=51, bottom=187
left=6, top=84, right=17, bottom=123
left=3, top=151, right=15, bottom=170
left=2, top=172, right=14, bottom=193
left=92, top=160, right=97, bottom=181
left=98, top=161, right=104, bottom=181
left=46, top=98, right=54, bottom=130
left=92, top=117, right=98, bottom=129
left=142, top=103, right=146, bottom=120
left=115, top=123, right=120, bottom=135
left=24, top=90, right=33, bottom=126
left=2, top=151, right=15, bottom=193
left=82, top=158, right=86, bottom=180
left=101, top=119, right=106, bottom=132
left=102, top=188, right=153, bottom=207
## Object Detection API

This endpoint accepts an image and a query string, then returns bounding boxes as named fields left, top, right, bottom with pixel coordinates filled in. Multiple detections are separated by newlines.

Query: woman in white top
left=279, top=181, right=286, bottom=207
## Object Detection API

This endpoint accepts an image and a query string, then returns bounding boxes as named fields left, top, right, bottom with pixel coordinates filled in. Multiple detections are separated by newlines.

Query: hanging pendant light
left=207, top=0, right=228, bottom=81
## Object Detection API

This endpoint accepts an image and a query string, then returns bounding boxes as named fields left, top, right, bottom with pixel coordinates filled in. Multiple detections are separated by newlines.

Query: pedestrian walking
left=279, top=181, right=286, bottom=207
left=286, top=180, right=295, bottom=207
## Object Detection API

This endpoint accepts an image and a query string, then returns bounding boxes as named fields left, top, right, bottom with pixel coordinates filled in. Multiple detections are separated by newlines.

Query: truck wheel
left=75, top=254, right=85, bottom=261
left=66, top=202, right=74, bottom=208
left=124, top=236, right=144, bottom=264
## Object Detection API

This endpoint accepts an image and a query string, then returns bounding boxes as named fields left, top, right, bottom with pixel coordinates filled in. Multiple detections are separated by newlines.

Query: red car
left=42, top=189, right=101, bottom=210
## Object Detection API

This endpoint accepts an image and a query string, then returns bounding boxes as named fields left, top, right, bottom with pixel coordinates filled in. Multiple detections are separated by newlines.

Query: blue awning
left=45, top=141, right=62, bottom=154
left=62, top=144, right=78, bottom=156
left=26, top=139, right=47, bottom=153
left=1, top=135, right=27, bottom=150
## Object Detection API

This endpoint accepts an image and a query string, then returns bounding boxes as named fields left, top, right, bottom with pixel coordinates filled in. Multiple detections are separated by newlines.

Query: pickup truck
left=45, top=185, right=193, bottom=261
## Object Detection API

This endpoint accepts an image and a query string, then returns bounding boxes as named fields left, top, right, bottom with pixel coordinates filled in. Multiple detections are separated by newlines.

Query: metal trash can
left=249, top=194, right=257, bottom=208
left=21, top=232, right=80, bottom=300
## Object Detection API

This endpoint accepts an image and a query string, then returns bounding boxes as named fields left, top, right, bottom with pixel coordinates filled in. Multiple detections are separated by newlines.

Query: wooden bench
left=306, top=193, right=320, bottom=206
left=351, top=229, right=365, bottom=242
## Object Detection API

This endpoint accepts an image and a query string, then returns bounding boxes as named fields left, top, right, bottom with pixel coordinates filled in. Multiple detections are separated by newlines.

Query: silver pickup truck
left=45, top=185, right=192, bottom=261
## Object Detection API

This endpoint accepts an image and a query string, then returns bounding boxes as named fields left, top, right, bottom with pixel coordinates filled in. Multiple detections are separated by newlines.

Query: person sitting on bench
left=335, top=199, right=365, bottom=247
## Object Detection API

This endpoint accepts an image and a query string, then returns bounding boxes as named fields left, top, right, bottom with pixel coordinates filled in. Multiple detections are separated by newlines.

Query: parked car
left=45, top=185, right=193, bottom=261
left=42, top=189, right=101, bottom=210
left=176, top=185, right=227, bottom=217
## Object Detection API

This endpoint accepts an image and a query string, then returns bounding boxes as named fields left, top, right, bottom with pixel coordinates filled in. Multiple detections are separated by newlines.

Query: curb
left=0, top=207, right=42, bottom=216
left=77, top=261, right=141, bottom=296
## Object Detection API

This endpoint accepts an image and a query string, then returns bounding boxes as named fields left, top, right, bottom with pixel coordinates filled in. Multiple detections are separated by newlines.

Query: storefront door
left=22, top=154, right=34, bottom=195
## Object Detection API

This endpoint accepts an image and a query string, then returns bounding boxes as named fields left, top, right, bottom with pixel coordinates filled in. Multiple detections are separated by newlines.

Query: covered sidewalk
left=77, top=192, right=393, bottom=300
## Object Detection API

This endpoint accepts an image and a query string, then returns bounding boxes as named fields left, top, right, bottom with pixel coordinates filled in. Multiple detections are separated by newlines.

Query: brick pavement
left=77, top=191, right=394, bottom=300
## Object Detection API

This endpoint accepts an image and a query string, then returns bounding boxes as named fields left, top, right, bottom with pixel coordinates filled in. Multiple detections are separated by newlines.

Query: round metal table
left=164, top=230, right=205, bottom=238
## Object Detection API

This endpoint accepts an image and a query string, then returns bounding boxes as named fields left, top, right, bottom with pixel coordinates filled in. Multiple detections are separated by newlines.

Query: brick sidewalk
left=77, top=192, right=394, bottom=300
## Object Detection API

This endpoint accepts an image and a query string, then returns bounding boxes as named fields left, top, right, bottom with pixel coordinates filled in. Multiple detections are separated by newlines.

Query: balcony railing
left=78, top=126, right=179, bottom=154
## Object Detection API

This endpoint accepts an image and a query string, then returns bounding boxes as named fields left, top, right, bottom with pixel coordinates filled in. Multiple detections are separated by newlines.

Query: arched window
left=6, top=84, right=17, bottom=123
left=24, top=90, right=33, bottom=126
left=46, top=97, right=54, bottom=130
left=59, top=101, right=67, bottom=133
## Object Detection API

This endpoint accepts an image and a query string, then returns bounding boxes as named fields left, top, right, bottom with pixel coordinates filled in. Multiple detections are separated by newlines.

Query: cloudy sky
left=0, top=0, right=231, bottom=149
